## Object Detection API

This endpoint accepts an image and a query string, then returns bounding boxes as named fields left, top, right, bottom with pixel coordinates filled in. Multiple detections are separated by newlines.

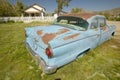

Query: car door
left=88, top=18, right=100, bottom=48
left=98, top=18, right=109, bottom=44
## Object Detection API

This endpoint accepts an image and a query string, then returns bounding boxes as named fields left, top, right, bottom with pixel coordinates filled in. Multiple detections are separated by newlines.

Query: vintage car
left=25, top=14, right=116, bottom=74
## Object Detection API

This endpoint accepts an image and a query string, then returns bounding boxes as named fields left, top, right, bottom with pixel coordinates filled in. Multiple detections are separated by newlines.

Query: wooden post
left=41, top=12, right=44, bottom=19
left=21, top=13, right=24, bottom=22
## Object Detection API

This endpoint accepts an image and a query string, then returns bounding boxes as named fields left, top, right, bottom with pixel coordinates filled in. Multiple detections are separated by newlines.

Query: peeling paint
left=41, top=28, right=78, bottom=44
left=41, top=28, right=70, bottom=44
left=56, top=29, right=70, bottom=35
left=101, top=27, right=107, bottom=31
left=37, top=30, right=43, bottom=35
left=61, top=13, right=96, bottom=20
left=42, top=33, right=56, bottom=44
left=63, top=33, right=80, bottom=40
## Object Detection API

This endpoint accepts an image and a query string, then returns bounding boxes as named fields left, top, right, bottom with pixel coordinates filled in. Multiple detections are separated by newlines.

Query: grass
left=0, top=22, right=120, bottom=80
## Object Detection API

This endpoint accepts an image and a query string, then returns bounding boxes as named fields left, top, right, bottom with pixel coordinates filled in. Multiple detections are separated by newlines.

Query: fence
left=0, top=16, right=56, bottom=23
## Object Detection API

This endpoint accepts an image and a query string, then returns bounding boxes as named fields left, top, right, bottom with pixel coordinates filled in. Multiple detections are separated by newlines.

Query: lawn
left=0, top=21, right=120, bottom=80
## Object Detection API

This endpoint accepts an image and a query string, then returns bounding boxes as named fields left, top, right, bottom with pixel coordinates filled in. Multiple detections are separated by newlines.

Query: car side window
left=99, top=18, right=107, bottom=31
left=91, top=23, right=98, bottom=29
left=90, top=18, right=98, bottom=30
left=99, top=18, right=106, bottom=27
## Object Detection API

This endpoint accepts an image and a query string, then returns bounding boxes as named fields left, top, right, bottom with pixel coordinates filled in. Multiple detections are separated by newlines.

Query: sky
left=9, top=0, right=120, bottom=13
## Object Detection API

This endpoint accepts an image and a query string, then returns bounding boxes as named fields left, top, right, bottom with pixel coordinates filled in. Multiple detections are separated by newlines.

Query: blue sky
left=9, top=0, right=120, bottom=13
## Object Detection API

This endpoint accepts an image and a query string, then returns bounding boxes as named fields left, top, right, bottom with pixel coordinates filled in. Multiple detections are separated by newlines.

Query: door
left=88, top=18, right=100, bottom=48
left=98, top=18, right=109, bottom=44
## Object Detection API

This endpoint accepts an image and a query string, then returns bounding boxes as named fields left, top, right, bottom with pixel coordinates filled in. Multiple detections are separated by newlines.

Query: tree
left=14, top=0, right=25, bottom=16
left=98, top=12, right=111, bottom=20
left=56, top=0, right=72, bottom=15
left=54, top=8, right=58, bottom=13
left=0, top=0, right=25, bottom=17
left=0, top=0, right=16, bottom=16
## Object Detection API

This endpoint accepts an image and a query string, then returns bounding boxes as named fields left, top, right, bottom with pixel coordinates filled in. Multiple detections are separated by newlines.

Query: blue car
left=25, top=14, right=116, bottom=74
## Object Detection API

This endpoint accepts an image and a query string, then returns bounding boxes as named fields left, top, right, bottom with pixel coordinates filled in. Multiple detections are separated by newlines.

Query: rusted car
left=25, top=14, right=116, bottom=74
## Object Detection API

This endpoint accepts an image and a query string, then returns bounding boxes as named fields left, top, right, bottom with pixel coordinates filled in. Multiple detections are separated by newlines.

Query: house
left=24, top=4, right=46, bottom=17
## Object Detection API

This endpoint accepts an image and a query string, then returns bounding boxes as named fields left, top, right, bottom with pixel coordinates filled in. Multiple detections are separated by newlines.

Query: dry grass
left=107, top=21, right=120, bottom=35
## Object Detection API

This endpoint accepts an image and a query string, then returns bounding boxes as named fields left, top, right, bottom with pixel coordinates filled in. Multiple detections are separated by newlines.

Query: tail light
left=45, top=47, right=53, bottom=58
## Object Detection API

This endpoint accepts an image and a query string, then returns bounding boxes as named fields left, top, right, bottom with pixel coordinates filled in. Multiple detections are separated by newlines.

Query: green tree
left=14, top=0, right=25, bottom=16
left=98, top=12, right=111, bottom=20
left=0, top=0, right=16, bottom=16
left=54, top=8, right=58, bottom=13
left=0, top=0, right=25, bottom=17
left=103, top=13, right=110, bottom=20
left=56, top=0, right=72, bottom=15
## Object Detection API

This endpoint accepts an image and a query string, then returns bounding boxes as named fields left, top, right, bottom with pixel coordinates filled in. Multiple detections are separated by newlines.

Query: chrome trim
left=24, top=41, right=57, bottom=74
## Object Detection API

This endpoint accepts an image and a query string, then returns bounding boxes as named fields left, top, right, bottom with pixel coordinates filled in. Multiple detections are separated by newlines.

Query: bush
left=16, top=21, right=24, bottom=23
left=0, top=20, right=6, bottom=23
left=7, top=20, right=15, bottom=23
left=115, top=17, right=120, bottom=21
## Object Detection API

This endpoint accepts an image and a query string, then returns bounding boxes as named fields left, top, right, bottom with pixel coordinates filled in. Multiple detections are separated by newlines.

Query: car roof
left=57, top=16, right=84, bottom=21
left=60, top=13, right=97, bottom=20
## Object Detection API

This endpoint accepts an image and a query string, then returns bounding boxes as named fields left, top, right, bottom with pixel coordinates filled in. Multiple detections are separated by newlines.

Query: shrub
left=7, top=20, right=15, bottom=23
left=115, top=17, right=120, bottom=21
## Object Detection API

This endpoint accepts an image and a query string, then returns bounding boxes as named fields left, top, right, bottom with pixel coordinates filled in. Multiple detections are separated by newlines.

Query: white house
left=24, top=4, right=46, bottom=17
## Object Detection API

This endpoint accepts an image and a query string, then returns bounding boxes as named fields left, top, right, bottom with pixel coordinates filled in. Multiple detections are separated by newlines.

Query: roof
left=57, top=16, right=84, bottom=21
left=61, top=13, right=97, bottom=20
left=24, top=4, right=46, bottom=13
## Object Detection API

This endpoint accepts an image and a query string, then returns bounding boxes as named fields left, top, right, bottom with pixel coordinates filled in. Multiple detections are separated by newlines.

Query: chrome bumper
left=24, top=41, right=57, bottom=74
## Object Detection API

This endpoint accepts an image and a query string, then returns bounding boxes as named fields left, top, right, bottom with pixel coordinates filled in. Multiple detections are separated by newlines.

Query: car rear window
left=53, top=16, right=89, bottom=31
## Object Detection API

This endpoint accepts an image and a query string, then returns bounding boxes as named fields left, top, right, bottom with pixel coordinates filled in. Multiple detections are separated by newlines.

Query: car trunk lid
left=26, top=25, right=80, bottom=50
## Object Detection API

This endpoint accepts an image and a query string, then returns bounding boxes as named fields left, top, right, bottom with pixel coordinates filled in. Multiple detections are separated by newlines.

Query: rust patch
left=63, top=33, right=80, bottom=40
left=57, top=29, right=70, bottom=35
left=37, top=30, right=43, bottom=35
left=41, top=28, right=70, bottom=44
left=101, top=27, right=107, bottom=31
left=61, top=13, right=96, bottom=20
left=42, top=33, right=56, bottom=44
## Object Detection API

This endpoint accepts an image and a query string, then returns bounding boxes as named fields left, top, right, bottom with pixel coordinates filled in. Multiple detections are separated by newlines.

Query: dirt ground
left=107, top=21, right=120, bottom=35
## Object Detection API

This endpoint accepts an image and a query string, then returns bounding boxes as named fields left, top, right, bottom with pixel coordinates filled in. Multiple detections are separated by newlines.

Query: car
left=25, top=14, right=116, bottom=74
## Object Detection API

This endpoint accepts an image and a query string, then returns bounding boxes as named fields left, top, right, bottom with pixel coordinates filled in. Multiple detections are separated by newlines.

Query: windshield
left=53, top=16, right=89, bottom=31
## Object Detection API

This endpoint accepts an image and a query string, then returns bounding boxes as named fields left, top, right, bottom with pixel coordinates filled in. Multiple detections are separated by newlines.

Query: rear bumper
left=24, top=41, right=57, bottom=74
